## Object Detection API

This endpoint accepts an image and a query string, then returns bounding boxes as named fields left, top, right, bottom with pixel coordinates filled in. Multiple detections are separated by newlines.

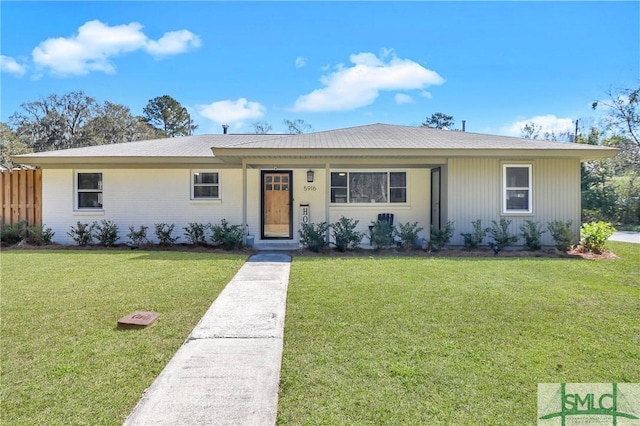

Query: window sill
left=73, top=210, right=105, bottom=216
left=190, top=199, right=222, bottom=205
left=330, top=203, right=410, bottom=207
left=501, top=211, right=534, bottom=216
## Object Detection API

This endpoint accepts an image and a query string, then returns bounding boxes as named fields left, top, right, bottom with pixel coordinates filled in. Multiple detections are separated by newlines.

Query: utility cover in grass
left=117, top=311, right=159, bottom=329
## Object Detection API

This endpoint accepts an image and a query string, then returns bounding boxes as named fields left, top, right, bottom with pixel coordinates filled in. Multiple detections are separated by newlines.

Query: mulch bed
left=3, top=242, right=618, bottom=260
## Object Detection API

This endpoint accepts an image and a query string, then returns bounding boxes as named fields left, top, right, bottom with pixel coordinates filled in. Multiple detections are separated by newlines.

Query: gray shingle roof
left=14, top=123, right=617, bottom=164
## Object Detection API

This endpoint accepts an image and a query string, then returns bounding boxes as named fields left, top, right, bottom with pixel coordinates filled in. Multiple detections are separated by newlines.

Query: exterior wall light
left=307, top=170, right=314, bottom=182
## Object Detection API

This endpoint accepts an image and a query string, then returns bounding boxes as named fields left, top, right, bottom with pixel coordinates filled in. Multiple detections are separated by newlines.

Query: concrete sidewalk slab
left=123, top=253, right=291, bottom=426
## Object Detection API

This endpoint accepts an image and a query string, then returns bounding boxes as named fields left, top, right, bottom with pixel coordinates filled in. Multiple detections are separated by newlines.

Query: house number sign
left=299, top=203, right=310, bottom=224
left=303, top=185, right=317, bottom=191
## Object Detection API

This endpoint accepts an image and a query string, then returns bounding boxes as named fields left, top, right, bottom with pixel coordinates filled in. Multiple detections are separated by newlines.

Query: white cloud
left=295, top=56, right=307, bottom=68
left=197, top=98, right=266, bottom=127
left=394, top=93, right=413, bottom=104
left=146, top=30, right=201, bottom=57
left=502, top=115, right=575, bottom=137
left=32, top=20, right=200, bottom=76
left=0, top=55, right=27, bottom=76
left=292, top=51, right=445, bottom=112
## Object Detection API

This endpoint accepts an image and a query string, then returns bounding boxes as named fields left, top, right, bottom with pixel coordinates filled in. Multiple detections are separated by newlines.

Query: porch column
left=325, top=162, right=330, bottom=244
left=242, top=160, right=247, bottom=236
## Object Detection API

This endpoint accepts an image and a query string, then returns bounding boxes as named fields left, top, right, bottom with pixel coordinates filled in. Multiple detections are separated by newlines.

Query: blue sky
left=1, top=1, right=638, bottom=137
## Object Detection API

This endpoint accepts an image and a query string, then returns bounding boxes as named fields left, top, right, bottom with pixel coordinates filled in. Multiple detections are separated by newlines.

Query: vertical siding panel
left=447, top=158, right=502, bottom=245
left=447, top=157, right=581, bottom=247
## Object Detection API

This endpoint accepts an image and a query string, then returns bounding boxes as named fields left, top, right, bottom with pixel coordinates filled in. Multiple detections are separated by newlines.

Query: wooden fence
left=1, top=169, right=42, bottom=226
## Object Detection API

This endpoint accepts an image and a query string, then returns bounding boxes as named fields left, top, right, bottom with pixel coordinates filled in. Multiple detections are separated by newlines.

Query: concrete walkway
left=123, top=252, right=291, bottom=426
left=609, top=231, right=640, bottom=244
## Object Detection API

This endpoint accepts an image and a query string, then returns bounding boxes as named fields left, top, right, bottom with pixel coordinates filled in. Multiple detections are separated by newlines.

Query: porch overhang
left=211, top=147, right=618, bottom=164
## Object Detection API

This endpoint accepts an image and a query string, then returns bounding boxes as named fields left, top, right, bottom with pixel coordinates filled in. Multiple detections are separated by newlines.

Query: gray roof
left=14, top=123, right=617, bottom=165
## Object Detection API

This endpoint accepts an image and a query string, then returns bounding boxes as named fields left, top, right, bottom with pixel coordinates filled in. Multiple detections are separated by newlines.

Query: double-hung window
left=76, top=172, right=103, bottom=209
left=331, top=171, right=407, bottom=204
left=192, top=171, right=220, bottom=199
left=503, top=164, right=532, bottom=214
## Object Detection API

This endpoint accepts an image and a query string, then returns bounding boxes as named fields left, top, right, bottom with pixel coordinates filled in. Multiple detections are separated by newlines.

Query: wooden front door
left=261, top=171, right=292, bottom=239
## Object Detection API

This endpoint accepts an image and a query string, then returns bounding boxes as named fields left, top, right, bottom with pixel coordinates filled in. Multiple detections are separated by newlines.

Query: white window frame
left=191, top=170, right=221, bottom=200
left=502, top=164, right=532, bottom=214
left=330, top=170, right=408, bottom=204
left=74, top=171, right=103, bottom=211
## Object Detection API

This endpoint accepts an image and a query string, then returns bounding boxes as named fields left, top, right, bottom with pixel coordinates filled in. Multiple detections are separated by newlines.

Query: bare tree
left=251, top=121, right=273, bottom=134
left=283, top=119, right=313, bottom=134
left=10, top=91, right=97, bottom=151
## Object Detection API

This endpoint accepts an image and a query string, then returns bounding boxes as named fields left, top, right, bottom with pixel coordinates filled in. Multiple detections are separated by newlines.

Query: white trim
left=74, top=170, right=104, bottom=211
left=190, top=170, right=221, bottom=200
left=502, top=163, right=532, bottom=214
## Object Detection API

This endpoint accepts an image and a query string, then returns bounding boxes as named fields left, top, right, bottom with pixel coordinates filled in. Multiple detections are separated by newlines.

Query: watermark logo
left=538, top=383, right=640, bottom=425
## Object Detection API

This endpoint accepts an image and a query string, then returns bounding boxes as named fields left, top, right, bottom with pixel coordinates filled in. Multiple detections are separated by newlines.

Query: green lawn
left=1, top=250, right=246, bottom=425
left=277, top=242, right=640, bottom=425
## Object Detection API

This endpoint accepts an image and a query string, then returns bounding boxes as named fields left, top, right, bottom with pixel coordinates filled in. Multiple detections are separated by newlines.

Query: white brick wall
left=43, top=168, right=243, bottom=245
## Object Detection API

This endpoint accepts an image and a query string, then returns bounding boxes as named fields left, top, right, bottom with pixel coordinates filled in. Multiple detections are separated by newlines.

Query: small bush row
left=299, top=216, right=616, bottom=254
left=67, top=219, right=245, bottom=250
left=0, top=221, right=55, bottom=245
left=300, top=217, right=427, bottom=252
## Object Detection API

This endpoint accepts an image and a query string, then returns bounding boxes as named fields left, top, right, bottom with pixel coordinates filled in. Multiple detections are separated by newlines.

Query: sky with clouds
left=1, top=1, right=638, bottom=136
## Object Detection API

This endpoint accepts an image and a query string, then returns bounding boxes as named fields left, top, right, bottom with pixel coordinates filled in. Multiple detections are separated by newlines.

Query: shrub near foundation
left=331, top=216, right=363, bottom=252
left=395, top=221, right=424, bottom=249
left=68, top=221, right=95, bottom=246
left=94, top=220, right=119, bottom=247
left=580, top=221, right=616, bottom=253
left=460, top=219, right=486, bottom=249
left=299, top=222, right=329, bottom=252
left=210, top=219, right=244, bottom=250
left=520, top=220, right=545, bottom=251
left=547, top=220, right=574, bottom=251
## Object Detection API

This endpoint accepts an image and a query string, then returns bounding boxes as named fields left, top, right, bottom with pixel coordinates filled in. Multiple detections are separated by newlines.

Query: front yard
left=1, top=243, right=638, bottom=425
left=277, top=241, right=640, bottom=425
left=0, top=250, right=246, bottom=425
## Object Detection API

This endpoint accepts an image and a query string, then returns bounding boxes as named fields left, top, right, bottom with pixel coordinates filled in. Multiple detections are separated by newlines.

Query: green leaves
left=143, top=95, right=197, bottom=137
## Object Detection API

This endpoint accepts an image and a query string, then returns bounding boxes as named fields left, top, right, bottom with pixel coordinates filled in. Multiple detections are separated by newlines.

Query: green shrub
left=395, top=221, right=424, bottom=249
left=547, top=220, right=574, bottom=251
left=429, top=221, right=454, bottom=252
left=1, top=221, right=27, bottom=245
left=460, top=219, right=485, bottom=249
left=299, top=221, right=329, bottom=252
left=154, top=223, right=179, bottom=246
left=210, top=219, right=244, bottom=250
left=126, top=225, right=149, bottom=247
left=369, top=220, right=395, bottom=250
left=183, top=222, right=208, bottom=245
left=68, top=221, right=95, bottom=246
left=94, top=220, right=119, bottom=247
left=520, top=220, right=545, bottom=251
left=331, top=216, right=363, bottom=252
left=25, top=224, right=55, bottom=245
left=486, top=219, right=519, bottom=250
left=580, top=221, right=616, bottom=253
